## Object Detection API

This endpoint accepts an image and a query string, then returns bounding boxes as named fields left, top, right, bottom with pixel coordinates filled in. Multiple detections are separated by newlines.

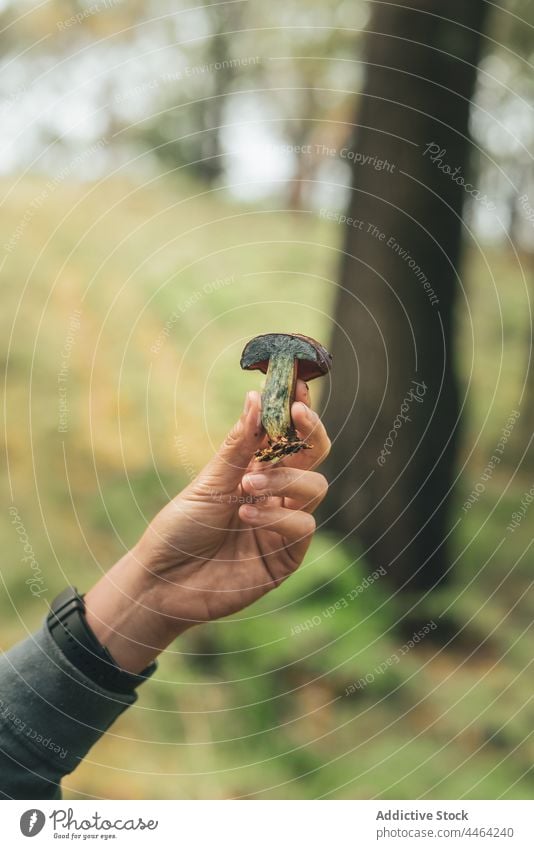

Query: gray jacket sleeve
left=0, top=621, right=152, bottom=799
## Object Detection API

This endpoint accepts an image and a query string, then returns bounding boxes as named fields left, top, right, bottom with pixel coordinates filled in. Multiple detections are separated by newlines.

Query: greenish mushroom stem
left=257, top=350, right=312, bottom=463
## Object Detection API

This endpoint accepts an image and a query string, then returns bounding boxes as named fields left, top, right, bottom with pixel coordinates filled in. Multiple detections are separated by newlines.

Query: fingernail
left=306, top=407, right=319, bottom=423
left=242, top=505, right=259, bottom=518
left=246, top=473, right=268, bottom=491
left=243, top=391, right=253, bottom=415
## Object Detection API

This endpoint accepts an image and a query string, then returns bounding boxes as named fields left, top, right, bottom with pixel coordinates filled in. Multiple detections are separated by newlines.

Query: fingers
left=286, top=401, right=332, bottom=469
left=239, top=502, right=316, bottom=565
left=242, top=467, right=328, bottom=513
left=192, top=383, right=330, bottom=501
left=195, top=391, right=263, bottom=494
left=294, top=379, right=311, bottom=407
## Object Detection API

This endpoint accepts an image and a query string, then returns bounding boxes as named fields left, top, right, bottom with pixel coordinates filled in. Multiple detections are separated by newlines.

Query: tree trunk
left=321, top=0, right=489, bottom=592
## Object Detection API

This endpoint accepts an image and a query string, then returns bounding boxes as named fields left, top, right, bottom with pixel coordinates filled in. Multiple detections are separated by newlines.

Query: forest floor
left=1, top=174, right=533, bottom=799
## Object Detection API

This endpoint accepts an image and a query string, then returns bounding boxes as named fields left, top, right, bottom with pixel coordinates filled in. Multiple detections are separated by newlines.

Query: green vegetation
left=2, top=175, right=533, bottom=799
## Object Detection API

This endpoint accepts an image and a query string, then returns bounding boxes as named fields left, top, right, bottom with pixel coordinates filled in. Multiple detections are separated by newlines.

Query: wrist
left=47, top=587, right=156, bottom=693
left=84, top=548, right=182, bottom=674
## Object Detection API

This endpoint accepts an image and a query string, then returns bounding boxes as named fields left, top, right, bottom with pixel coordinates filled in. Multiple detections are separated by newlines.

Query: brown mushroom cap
left=240, top=333, right=332, bottom=382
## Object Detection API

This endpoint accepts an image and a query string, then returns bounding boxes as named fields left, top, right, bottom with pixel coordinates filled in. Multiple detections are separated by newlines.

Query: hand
left=85, top=381, right=331, bottom=673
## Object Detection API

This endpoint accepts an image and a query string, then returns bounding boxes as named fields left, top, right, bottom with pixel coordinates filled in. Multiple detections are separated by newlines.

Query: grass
left=1, top=171, right=533, bottom=799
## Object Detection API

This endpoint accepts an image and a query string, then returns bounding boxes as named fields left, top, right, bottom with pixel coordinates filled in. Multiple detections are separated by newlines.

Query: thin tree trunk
left=321, top=0, right=489, bottom=591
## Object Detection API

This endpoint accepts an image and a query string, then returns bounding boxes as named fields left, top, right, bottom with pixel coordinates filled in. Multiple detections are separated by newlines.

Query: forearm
left=0, top=543, right=192, bottom=799
left=0, top=621, right=140, bottom=799
left=84, top=546, right=189, bottom=675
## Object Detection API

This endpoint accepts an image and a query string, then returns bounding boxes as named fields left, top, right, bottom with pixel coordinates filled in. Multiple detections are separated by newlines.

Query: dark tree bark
left=321, top=0, right=489, bottom=591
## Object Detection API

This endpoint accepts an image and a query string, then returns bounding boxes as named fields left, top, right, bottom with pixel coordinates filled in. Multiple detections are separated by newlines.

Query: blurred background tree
left=322, top=0, right=489, bottom=594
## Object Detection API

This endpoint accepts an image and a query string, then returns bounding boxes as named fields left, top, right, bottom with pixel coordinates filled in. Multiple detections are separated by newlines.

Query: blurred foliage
left=2, top=173, right=533, bottom=799
left=0, top=0, right=364, bottom=199
left=1, top=0, right=533, bottom=219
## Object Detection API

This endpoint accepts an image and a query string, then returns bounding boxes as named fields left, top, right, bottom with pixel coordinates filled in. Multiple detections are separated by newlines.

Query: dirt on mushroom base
left=255, top=434, right=313, bottom=463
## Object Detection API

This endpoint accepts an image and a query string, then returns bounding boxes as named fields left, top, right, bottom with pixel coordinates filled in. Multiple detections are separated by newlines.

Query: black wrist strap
left=47, top=587, right=156, bottom=695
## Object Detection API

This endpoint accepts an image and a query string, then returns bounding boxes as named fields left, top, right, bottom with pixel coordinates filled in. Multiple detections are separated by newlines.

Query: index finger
left=284, top=401, right=331, bottom=470
left=294, top=378, right=311, bottom=407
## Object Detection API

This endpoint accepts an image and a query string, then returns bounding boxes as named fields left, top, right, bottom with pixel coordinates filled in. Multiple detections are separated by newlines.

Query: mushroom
left=240, top=333, right=332, bottom=462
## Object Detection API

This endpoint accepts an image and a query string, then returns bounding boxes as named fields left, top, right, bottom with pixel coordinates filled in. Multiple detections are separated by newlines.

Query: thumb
left=195, top=391, right=264, bottom=494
